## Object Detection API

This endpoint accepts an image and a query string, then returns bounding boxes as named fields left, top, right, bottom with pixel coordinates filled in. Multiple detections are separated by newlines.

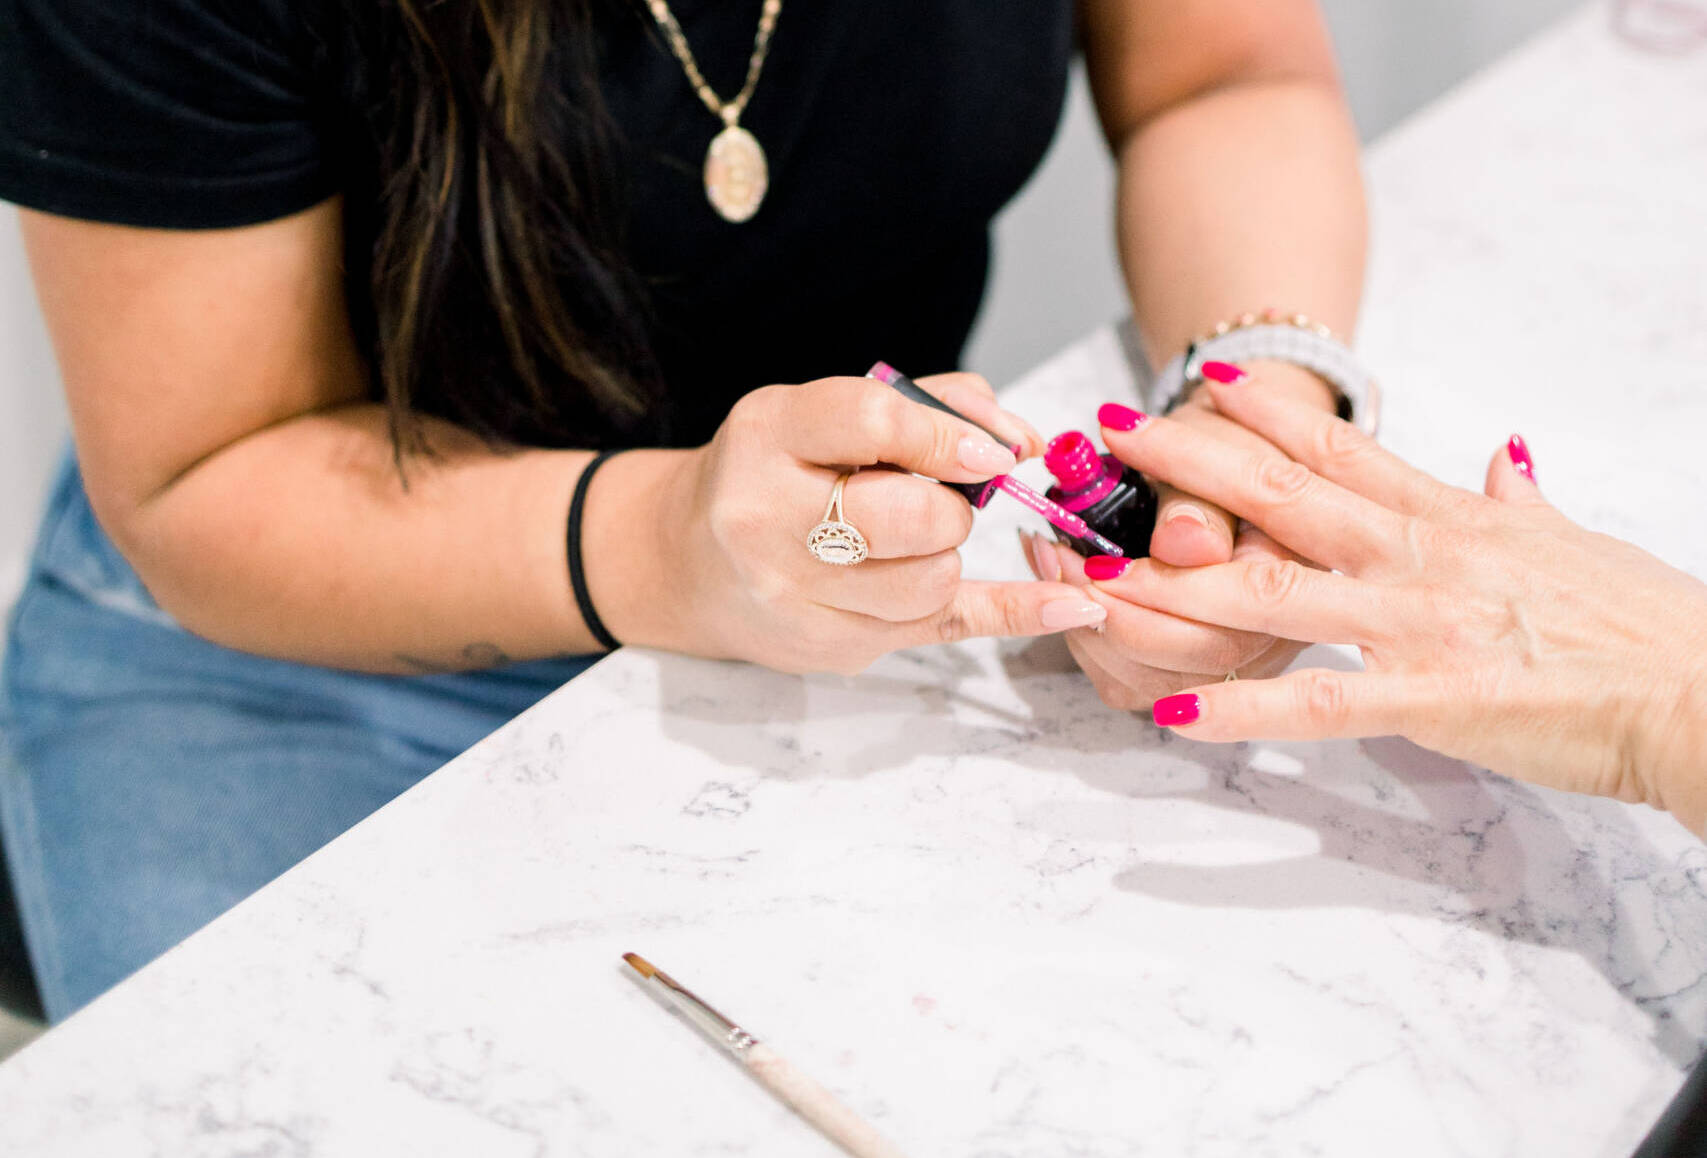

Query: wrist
left=1640, top=655, right=1707, bottom=836
left=579, top=447, right=705, bottom=655
left=1242, top=359, right=1341, bottom=413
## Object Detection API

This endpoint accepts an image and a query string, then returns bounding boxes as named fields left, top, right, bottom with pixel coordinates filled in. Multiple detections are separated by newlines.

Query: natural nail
left=1508, top=434, right=1536, bottom=482
left=1084, top=556, right=1131, bottom=582
left=1165, top=503, right=1211, bottom=531
left=1152, top=693, right=1202, bottom=728
left=1017, top=530, right=1042, bottom=580
left=1202, top=361, right=1248, bottom=384
left=1040, top=598, right=1107, bottom=630
left=1098, top=403, right=1149, bottom=432
left=959, top=436, right=1018, bottom=476
left=1031, top=533, right=1063, bottom=582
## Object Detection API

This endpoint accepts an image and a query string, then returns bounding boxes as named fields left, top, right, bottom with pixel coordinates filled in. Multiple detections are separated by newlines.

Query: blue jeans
left=0, top=455, right=598, bottom=1020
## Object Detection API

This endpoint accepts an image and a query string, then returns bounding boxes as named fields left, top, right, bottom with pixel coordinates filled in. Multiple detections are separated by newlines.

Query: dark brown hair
left=356, top=0, right=662, bottom=453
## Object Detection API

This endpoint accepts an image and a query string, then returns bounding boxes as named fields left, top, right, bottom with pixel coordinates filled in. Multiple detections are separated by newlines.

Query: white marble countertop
left=4, top=6, right=1707, bottom=1156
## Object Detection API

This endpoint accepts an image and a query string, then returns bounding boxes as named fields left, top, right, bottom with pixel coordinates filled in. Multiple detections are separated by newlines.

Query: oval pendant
left=704, top=124, right=769, bottom=224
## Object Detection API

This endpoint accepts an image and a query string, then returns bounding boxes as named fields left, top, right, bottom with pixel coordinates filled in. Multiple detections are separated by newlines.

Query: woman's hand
left=596, top=373, right=1107, bottom=676
left=1079, top=368, right=1707, bottom=832
left=1020, top=361, right=1335, bottom=709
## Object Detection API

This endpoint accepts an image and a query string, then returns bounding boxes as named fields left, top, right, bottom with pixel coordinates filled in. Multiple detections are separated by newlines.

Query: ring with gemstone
left=806, top=472, right=869, bottom=566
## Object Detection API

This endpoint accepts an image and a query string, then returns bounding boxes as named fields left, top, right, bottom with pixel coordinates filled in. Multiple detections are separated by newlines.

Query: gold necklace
left=642, top=0, right=783, bottom=224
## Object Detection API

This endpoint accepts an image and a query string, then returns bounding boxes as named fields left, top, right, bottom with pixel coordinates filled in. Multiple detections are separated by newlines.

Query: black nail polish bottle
left=1042, top=430, right=1157, bottom=558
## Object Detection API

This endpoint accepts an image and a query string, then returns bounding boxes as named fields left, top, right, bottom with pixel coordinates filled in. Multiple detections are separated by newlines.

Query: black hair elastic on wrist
left=567, top=450, right=624, bottom=653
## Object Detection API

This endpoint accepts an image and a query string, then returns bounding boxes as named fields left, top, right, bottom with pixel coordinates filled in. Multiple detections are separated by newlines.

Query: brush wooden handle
left=744, top=1044, right=911, bottom=1158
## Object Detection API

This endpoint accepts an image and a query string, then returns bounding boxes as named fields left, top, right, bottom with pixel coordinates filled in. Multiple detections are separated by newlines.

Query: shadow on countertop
left=650, top=641, right=1707, bottom=1068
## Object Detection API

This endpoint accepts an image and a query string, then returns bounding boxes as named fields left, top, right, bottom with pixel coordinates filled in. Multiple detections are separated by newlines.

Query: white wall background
left=0, top=212, right=64, bottom=606
left=0, top=0, right=1583, bottom=608
left=964, top=0, right=1584, bottom=382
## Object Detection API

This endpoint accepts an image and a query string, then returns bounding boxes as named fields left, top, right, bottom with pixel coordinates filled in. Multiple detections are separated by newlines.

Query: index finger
left=780, top=376, right=1017, bottom=483
left=1203, top=373, right=1460, bottom=518
left=1096, top=404, right=1407, bottom=576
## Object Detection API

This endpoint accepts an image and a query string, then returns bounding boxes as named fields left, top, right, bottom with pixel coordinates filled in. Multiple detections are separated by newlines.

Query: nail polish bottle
left=1042, top=431, right=1157, bottom=558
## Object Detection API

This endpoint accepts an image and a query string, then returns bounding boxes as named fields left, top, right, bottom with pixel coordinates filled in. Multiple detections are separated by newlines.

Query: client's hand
left=1020, top=361, right=1335, bottom=707
left=1082, top=369, right=1707, bottom=832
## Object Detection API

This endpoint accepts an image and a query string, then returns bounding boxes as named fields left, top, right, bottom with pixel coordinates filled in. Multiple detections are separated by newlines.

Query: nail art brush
left=622, top=952, right=912, bottom=1158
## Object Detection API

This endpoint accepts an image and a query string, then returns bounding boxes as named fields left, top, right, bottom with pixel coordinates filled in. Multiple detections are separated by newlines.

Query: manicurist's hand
left=1020, top=362, right=1338, bottom=708
left=590, top=373, right=1105, bottom=676
left=1078, top=368, right=1707, bottom=833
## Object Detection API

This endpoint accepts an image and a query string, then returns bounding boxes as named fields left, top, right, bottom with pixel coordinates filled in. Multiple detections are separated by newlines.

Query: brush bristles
left=622, top=952, right=657, bottom=979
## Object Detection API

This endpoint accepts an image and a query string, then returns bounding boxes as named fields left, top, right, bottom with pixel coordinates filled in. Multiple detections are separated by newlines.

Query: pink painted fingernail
left=958, top=436, right=1018, bottom=476
left=1202, top=361, right=1248, bottom=383
left=1084, top=555, right=1131, bottom=581
left=1508, top=434, right=1536, bottom=482
left=1153, top=693, right=1202, bottom=728
left=1040, top=598, right=1107, bottom=630
left=1097, top=403, right=1149, bottom=432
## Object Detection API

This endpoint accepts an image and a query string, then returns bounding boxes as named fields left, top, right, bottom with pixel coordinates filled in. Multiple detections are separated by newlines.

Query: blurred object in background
left=1615, top=0, right=1707, bottom=52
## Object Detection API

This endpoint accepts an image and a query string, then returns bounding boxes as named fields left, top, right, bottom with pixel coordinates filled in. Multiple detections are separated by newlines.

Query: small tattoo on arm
left=394, top=642, right=514, bottom=674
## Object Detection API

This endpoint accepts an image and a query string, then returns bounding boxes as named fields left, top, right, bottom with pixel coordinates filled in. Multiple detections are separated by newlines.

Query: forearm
left=115, top=403, right=687, bottom=673
left=1116, top=78, right=1366, bottom=402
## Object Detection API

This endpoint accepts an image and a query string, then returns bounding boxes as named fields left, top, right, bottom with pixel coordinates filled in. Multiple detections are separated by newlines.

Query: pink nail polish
left=1508, top=434, right=1536, bottom=482
left=1153, top=693, right=1202, bottom=728
left=1201, top=361, right=1247, bottom=384
left=1084, top=556, right=1131, bottom=581
left=1097, top=403, right=1149, bottom=433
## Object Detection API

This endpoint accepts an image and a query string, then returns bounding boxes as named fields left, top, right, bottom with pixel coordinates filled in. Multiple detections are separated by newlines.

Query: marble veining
left=2, top=7, right=1707, bottom=1156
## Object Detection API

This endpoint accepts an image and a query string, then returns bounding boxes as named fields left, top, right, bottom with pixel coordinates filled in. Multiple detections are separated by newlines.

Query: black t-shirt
left=0, top=0, right=1075, bottom=447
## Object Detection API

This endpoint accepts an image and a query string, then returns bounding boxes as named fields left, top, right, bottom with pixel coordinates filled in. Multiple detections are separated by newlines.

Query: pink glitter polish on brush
left=1041, top=430, right=1157, bottom=559
left=866, top=363, right=1126, bottom=556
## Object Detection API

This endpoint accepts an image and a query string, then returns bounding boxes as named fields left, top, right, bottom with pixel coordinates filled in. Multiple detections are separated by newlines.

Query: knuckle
left=891, top=555, right=961, bottom=621
left=886, top=483, right=947, bottom=547
left=929, top=582, right=1010, bottom=645
left=1243, top=557, right=1307, bottom=610
left=1296, top=670, right=1350, bottom=731
left=1309, top=416, right=1373, bottom=473
left=744, top=566, right=794, bottom=613
left=921, top=551, right=963, bottom=602
left=930, top=602, right=973, bottom=646
left=706, top=492, right=767, bottom=552
left=1251, top=456, right=1315, bottom=506
left=721, top=387, right=775, bottom=443
left=854, top=389, right=902, bottom=450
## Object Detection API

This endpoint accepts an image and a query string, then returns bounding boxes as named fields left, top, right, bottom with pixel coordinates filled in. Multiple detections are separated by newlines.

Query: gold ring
left=806, top=471, right=869, bottom=566
left=1224, top=670, right=1239, bottom=682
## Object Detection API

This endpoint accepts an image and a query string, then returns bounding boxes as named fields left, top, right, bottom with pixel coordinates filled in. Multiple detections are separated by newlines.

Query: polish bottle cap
left=1044, top=431, right=1108, bottom=491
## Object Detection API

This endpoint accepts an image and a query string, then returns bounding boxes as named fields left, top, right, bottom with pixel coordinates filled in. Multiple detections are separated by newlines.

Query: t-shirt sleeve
left=0, top=0, right=339, bottom=229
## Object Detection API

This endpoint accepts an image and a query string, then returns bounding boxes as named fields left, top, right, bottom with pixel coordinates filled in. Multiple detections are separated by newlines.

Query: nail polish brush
left=866, top=362, right=1124, bottom=557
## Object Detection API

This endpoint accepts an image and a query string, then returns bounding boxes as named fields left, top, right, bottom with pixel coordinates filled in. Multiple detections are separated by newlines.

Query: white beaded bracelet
left=1152, top=312, right=1381, bottom=435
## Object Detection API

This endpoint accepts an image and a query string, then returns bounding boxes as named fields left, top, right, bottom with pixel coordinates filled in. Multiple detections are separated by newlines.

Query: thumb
left=910, top=580, right=1107, bottom=646
left=1485, top=434, right=1550, bottom=506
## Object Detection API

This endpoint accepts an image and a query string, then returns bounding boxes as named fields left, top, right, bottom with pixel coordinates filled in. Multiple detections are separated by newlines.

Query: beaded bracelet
left=1151, top=309, right=1381, bottom=435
